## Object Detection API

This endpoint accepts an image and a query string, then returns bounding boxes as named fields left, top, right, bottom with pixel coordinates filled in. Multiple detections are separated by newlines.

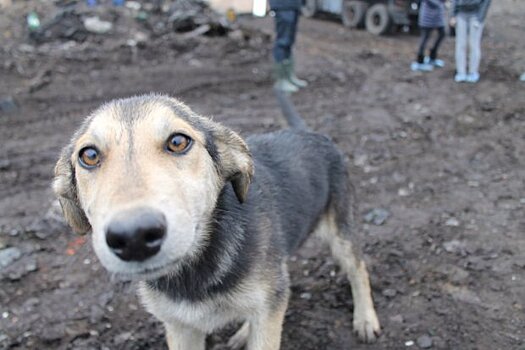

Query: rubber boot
left=284, top=58, right=308, bottom=88
left=273, top=62, right=299, bottom=93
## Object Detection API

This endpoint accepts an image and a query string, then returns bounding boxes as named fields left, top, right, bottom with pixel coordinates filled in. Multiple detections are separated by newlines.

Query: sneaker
left=411, top=62, right=434, bottom=72
left=425, top=57, right=445, bottom=68
left=466, top=72, right=480, bottom=83
left=454, top=73, right=468, bottom=82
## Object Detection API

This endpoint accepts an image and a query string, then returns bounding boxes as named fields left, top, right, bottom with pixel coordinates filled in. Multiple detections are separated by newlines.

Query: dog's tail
left=273, top=88, right=308, bottom=130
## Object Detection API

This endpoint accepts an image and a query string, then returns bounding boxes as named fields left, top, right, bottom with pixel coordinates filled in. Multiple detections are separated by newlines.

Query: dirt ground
left=0, top=1, right=524, bottom=349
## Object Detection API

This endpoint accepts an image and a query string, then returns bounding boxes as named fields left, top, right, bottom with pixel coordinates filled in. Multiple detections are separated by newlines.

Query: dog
left=53, top=93, right=380, bottom=349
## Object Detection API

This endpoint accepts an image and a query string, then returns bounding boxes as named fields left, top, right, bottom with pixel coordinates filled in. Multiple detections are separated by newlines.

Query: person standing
left=270, top=0, right=308, bottom=93
left=451, top=0, right=492, bottom=83
left=411, top=0, right=447, bottom=72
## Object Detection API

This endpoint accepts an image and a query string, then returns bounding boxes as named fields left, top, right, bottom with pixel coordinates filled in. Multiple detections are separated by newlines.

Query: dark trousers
left=273, top=10, right=299, bottom=62
left=417, top=27, right=445, bottom=63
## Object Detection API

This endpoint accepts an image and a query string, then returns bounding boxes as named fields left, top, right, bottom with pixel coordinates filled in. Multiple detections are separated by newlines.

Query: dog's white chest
left=138, top=282, right=265, bottom=333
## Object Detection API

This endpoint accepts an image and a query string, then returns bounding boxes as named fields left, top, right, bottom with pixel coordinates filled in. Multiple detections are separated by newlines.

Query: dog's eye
left=166, top=133, right=192, bottom=154
left=79, top=147, right=101, bottom=169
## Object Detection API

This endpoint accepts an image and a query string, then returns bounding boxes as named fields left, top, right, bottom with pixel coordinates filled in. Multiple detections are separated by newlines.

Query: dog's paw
left=227, top=321, right=249, bottom=349
left=353, top=311, right=381, bottom=343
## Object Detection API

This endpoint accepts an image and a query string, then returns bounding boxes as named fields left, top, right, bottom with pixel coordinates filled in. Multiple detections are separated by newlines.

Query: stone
left=364, top=208, right=390, bottom=226
left=444, top=217, right=460, bottom=227
left=442, top=240, right=467, bottom=255
left=0, top=247, right=21, bottom=269
left=0, top=96, right=17, bottom=113
left=300, top=292, right=312, bottom=300
left=382, top=288, right=397, bottom=298
left=0, top=159, right=10, bottom=170
left=417, top=334, right=433, bottom=348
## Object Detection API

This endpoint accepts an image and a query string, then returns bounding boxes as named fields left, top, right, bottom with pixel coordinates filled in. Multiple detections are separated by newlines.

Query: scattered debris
left=0, top=247, right=22, bottom=269
left=443, top=284, right=483, bottom=306
left=28, top=69, right=52, bottom=93
left=27, top=11, right=41, bottom=31
left=0, top=96, right=18, bottom=113
left=442, top=240, right=468, bottom=256
left=30, top=10, right=88, bottom=43
left=300, top=292, right=312, bottom=300
left=444, top=217, right=460, bottom=227
left=364, top=208, right=390, bottom=225
left=405, top=340, right=415, bottom=347
left=382, top=288, right=397, bottom=298
left=389, top=314, right=404, bottom=323
left=417, top=335, right=433, bottom=349
left=83, top=16, right=113, bottom=34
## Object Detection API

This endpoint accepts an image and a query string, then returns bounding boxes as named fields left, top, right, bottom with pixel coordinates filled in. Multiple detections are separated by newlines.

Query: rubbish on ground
left=364, top=208, right=390, bottom=225
left=27, top=12, right=41, bottom=31
left=83, top=16, right=112, bottom=34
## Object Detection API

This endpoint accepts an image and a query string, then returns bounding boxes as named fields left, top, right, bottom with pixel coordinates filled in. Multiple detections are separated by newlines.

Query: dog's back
left=247, top=129, right=348, bottom=254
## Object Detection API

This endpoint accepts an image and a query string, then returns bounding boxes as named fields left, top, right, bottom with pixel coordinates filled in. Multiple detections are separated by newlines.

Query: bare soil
left=0, top=1, right=524, bottom=349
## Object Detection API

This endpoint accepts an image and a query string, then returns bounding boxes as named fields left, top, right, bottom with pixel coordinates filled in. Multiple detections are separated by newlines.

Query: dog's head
left=53, top=95, right=253, bottom=279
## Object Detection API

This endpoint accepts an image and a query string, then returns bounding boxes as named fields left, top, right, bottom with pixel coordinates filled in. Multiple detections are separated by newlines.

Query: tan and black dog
left=53, top=94, right=380, bottom=350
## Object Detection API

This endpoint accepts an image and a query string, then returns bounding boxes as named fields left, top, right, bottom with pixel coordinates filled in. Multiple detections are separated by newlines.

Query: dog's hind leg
left=227, top=321, right=249, bottom=349
left=165, top=322, right=206, bottom=350
left=316, top=207, right=381, bottom=343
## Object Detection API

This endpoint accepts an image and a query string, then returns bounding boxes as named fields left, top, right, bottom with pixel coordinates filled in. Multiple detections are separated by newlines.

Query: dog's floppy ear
left=213, top=126, right=254, bottom=203
left=53, top=145, right=91, bottom=234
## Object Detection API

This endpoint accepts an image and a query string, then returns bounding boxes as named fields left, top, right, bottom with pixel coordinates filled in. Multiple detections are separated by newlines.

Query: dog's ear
left=53, top=145, right=91, bottom=234
left=213, top=126, right=254, bottom=203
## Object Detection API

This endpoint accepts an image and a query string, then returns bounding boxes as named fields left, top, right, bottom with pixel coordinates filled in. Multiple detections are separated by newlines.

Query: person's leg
left=430, top=27, right=445, bottom=59
left=455, top=15, right=468, bottom=81
left=417, top=28, right=432, bottom=63
left=273, top=10, right=294, bottom=63
left=428, top=27, right=446, bottom=67
left=467, top=16, right=484, bottom=82
left=285, top=10, right=308, bottom=88
left=411, top=28, right=433, bottom=71
left=273, top=10, right=298, bottom=92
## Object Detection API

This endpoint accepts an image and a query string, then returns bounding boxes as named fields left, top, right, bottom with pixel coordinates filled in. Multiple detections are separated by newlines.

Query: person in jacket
left=270, top=0, right=308, bottom=93
left=411, top=0, right=447, bottom=72
left=451, top=0, right=492, bottom=83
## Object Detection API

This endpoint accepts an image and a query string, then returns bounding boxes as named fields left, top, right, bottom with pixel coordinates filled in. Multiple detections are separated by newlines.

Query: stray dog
left=53, top=94, right=380, bottom=349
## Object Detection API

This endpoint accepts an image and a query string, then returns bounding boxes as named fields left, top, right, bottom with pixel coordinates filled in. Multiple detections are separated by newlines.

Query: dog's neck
left=146, top=185, right=257, bottom=302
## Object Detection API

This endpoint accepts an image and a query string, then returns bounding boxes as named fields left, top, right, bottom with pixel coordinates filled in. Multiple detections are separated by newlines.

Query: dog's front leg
left=164, top=322, right=206, bottom=350
left=246, top=300, right=288, bottom=350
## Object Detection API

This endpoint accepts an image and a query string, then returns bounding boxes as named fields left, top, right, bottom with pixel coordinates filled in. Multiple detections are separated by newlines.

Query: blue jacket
left=453, top=0, right=491, bottom=21
left=269, top=0, right=302, bottom=11
left=418, top=0, right=446, bottom=28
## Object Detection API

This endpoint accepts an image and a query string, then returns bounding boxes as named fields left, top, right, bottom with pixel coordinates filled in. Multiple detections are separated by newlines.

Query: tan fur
left=246, top=298, right=289, bottom=350
left=166, top=322, right=206, bottom=350
left=315, top=210, right=381, bottom=342
left=53, top=145, right=91, bottom=234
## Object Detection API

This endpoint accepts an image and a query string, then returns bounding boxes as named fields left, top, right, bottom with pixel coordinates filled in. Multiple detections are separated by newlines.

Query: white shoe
left=425, top=57, right=445, bottom=68
left=466, top=72, right=480, bottom=83
left=454, top=73, right=468, bottom=82
left=411, top=62, right=434, bottom=72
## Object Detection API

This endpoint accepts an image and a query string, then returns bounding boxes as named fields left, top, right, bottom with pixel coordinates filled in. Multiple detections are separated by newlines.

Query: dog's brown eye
left=79, top=147, right=100, bottom=169
left=166, top=133, right=192, bottom=154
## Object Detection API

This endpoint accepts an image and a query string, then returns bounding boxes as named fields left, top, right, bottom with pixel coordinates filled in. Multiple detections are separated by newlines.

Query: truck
left=301, top=0, right=420, bottom=35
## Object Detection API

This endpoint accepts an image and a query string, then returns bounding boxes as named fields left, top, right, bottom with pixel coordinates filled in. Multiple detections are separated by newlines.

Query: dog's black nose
left=105, top=208, right=167, bottom=262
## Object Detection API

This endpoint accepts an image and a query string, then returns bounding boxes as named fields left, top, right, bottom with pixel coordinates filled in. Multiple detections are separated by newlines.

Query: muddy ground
left=0, top=1, right=524, bottom=349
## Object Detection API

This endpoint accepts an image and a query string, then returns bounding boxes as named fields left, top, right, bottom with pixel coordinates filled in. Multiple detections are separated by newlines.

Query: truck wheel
left=365, top=4, right=392, bottom=35
left=342, top=1, right=368, bottom=28
left=302, top=0, right=317, bottom=18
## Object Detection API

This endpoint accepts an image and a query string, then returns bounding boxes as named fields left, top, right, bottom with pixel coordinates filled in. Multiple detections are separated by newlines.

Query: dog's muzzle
left=105, top=207, right=167, bottom=262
